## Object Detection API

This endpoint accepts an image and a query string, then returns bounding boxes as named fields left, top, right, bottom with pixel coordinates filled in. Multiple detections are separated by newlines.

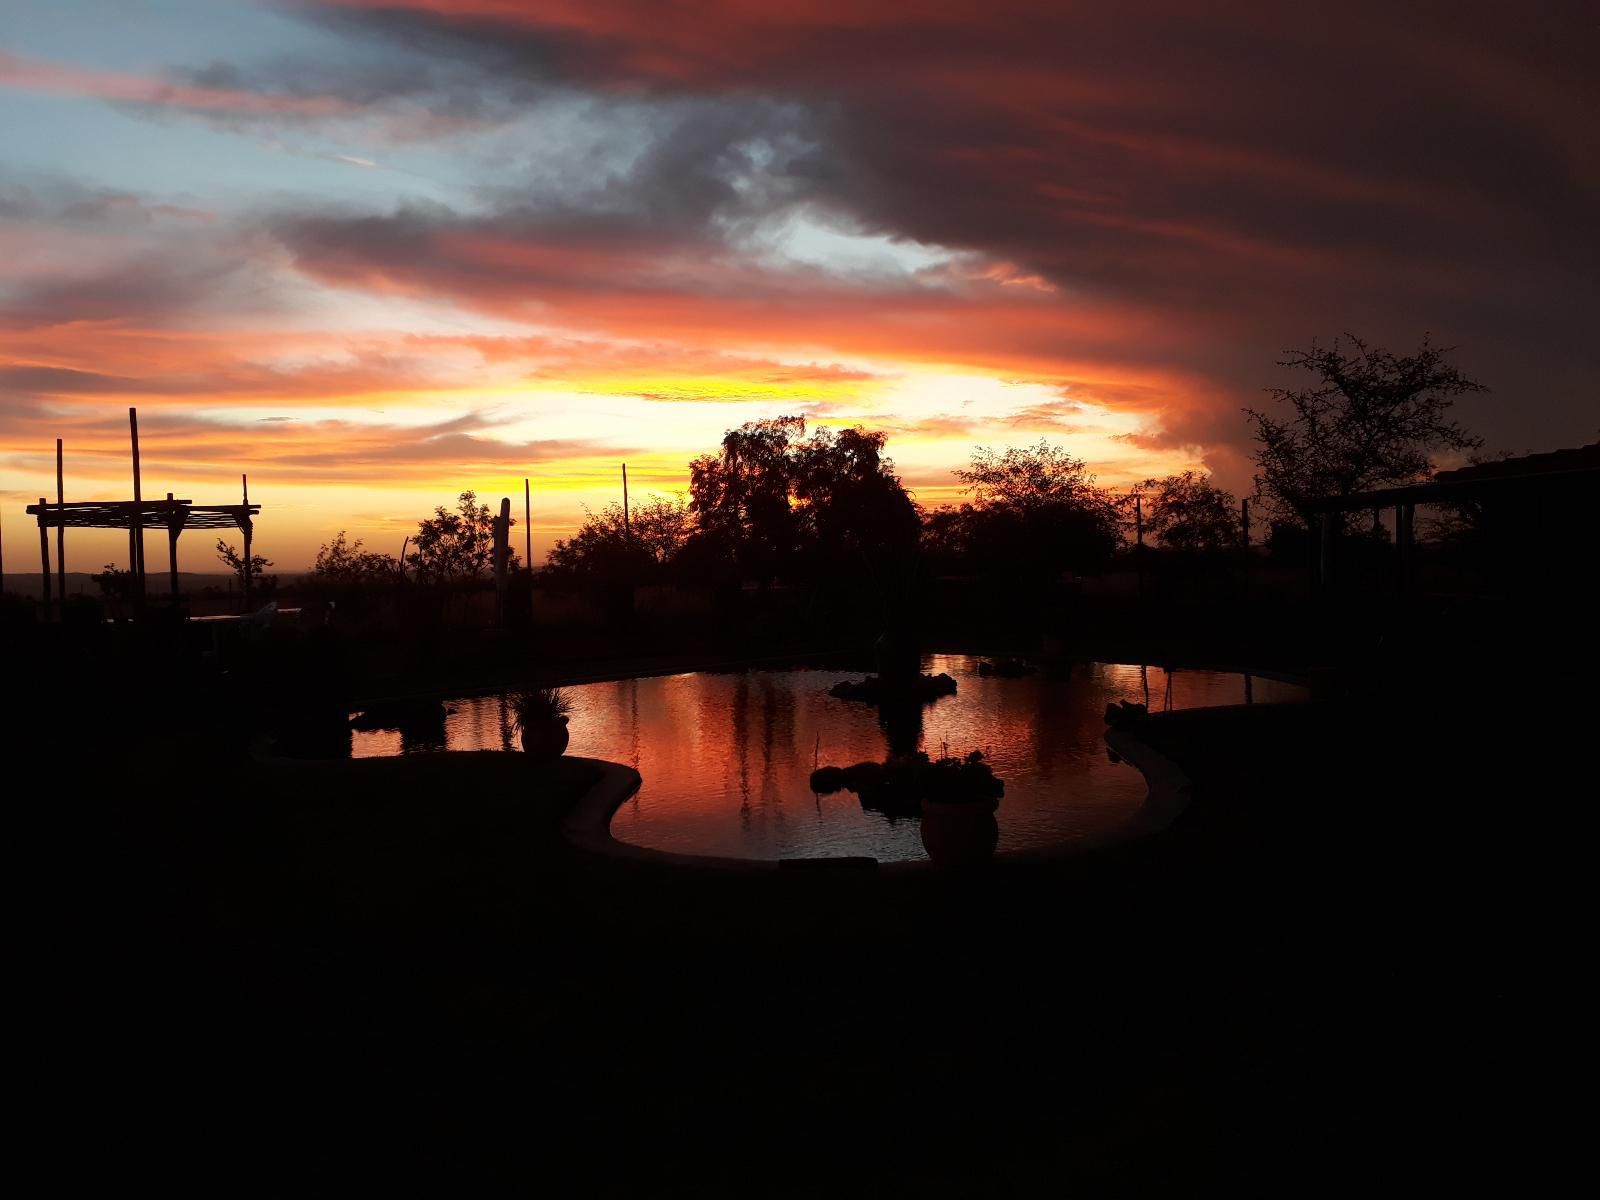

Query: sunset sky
left=2, top=1, right=1594, bottom=570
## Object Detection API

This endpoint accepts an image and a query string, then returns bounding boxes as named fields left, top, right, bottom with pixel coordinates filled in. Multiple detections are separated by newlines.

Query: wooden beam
left=37, top=497, right=52, bottom=616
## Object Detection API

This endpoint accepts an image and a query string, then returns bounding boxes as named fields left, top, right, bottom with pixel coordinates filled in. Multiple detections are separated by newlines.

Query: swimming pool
left=350, top=654, right=1305, bottom=862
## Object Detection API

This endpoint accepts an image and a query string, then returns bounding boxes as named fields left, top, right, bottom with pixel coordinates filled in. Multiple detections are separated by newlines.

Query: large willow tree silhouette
left=1245, top=335, right=1486, bottom=529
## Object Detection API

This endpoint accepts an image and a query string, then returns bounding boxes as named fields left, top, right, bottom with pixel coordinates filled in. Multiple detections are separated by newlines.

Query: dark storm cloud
left=277, top=0, right=1597, bottom=465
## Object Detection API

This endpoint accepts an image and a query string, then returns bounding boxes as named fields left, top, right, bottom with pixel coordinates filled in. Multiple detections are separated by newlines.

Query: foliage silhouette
left=926, top=440, right=1122, bottom=580
left=1245, top=334, right=1485, bottom=529
left=1134, top=471, right=1238, bottom=553
left=215, top=538, right=276, bottom=594
left=407, top=490, right=517, bottom=585
left=310, top=531, right=399, bottom=586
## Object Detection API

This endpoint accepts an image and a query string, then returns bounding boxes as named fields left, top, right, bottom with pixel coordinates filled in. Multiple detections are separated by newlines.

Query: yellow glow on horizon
left=1, top=358, right=1207, bottom=572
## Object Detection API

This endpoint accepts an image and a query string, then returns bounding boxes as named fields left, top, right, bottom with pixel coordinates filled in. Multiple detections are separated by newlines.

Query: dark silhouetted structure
left=1303, top=441, right=1599, bottom=591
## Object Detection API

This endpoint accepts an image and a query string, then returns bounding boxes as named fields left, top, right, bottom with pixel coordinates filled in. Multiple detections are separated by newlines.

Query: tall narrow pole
left=1134, top=493, right=1145, bottom=600
left=55, top=439, right=65, bottom=603
left=1, top=506, right=6, bottom=595
left=1240, top=497, right=1250, bottom=549
left=129, top=408, right=145, bottom=600
left=524, top=477, right=532, bottom=567
left=241, top=473, right=252, bottom=612
left=166, top=492, right=180, bottom=601
left=1396, top=502, right=1415, bottom=596
left=37, top=498, right=52, bottom=617
left=622, top=462, right=631, bottom=542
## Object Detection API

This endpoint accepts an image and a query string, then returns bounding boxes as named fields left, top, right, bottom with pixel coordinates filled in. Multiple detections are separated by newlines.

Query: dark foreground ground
left=14, top=686, right=1555, bottom=1198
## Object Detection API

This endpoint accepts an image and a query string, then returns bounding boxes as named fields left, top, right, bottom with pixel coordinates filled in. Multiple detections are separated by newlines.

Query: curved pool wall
left=351, top=655, right=1306, bottom=864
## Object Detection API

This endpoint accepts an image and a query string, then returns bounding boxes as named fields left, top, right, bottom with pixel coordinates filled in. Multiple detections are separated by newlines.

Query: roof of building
left=1433, top=441, right=1600, bottom=484
left=1306, top=441, right=1600, bottom=512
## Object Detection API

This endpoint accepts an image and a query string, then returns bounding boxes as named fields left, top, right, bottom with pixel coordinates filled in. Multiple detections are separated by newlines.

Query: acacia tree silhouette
left=215, top=539, right=275, bottom=593
left=1245, top=334, right=1486, bottom=531
left=310, top=532, right=398, bottom=586
left=1134, top=471, right=1238, bottom=553
left=943, top=440, right=1122, bottom=581
left=546, top=495, right=694, bottom=585
left=406, top=490, right=517, bottom=585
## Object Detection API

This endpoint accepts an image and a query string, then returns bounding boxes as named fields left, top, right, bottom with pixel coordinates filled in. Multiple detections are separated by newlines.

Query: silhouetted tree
left=546, top=496, right=693, bottom=584
left=1134, top=471, right=1237, bottom=553
left=310, top=531, right=398, bottom=586
left=791, top=426, right=921, bottom=575
left=1245, top=334, right=1486, bottom=529
left=689, top=417, right=804, bottom=583
left=688, top=417, right=917, bottom=585
left=215, top=539, right=275, bottom=593
left=90, top=562, right=137, bottom=604
left=407, top=490, right=516, bottom=585
left=949, top=440, right=1122, bottom=578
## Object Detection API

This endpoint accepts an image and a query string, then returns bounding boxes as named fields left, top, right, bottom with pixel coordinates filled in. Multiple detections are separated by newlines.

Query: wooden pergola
left=1302, top=442, right=1600, bottom=591
left=19, top=407, right=261, bottom=614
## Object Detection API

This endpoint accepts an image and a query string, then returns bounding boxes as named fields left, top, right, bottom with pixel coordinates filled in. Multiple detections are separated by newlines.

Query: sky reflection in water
left=350, top=654, right=1305, bottom=862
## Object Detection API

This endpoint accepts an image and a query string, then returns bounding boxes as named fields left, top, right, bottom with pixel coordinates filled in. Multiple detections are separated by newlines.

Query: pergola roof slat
left=25, top=499, right=260, bottom=531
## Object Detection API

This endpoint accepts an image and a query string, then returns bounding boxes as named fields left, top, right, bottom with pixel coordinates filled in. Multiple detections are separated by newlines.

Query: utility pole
left=622, top=462, right=632, bottom=541
left=524, top=477, right=532, bottom=566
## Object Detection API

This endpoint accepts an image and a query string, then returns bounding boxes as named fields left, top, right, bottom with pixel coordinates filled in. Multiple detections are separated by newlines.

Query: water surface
left=350, top=655, right=1304, bottom=862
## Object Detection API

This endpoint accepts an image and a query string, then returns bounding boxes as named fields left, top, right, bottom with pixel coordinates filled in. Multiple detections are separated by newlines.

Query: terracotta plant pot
left=919, top=797, right=999, bottom=866
left=519, top=716, right=570, bottom=760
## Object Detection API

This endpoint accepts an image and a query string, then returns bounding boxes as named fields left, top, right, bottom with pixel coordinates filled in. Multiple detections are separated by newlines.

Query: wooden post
left=166, top=492, right=180, bottom=601
left=1238, top=496, right=1251, bottom=596
left=1396, top=502, right=1415, bottom=595
left=524, top=477, right=532, bottom=566
left=622, top=462, right=631, bottom=542
left=38, top=498, right=52, bottom=616
left=1318, top=511, right=1336, bottom=591
left=241, top=474, right=251, bottom=612
left=1133, top=493, right=1145, bottom=600
left=55, top=439, right=66, bottom=603
left=129, top=408, right=145, bottom=600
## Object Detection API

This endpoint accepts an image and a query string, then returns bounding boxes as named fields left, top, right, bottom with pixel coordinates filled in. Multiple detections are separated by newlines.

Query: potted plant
left=918, top=752, right=1003, bottom=866
left=510, top=686, right=572, bottom=760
